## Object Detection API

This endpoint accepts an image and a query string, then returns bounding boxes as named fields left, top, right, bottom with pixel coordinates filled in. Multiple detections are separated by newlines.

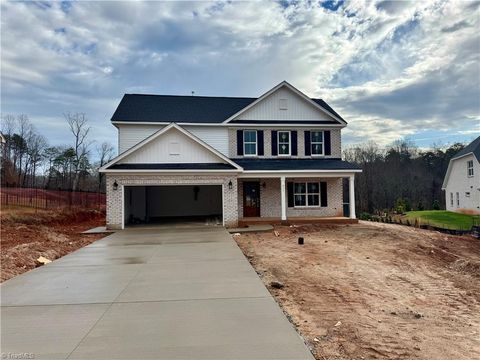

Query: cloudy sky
left=1, top=0, right=479, bottom=154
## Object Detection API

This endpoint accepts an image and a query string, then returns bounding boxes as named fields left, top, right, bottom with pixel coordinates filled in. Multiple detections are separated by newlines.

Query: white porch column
left=349, top=175, right=356, bottom=219
left=280, top=176, right=287, bottom=221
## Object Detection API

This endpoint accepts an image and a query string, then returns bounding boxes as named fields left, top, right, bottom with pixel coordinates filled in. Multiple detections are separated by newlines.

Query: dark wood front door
left=243, top=182, right=260, bottom=217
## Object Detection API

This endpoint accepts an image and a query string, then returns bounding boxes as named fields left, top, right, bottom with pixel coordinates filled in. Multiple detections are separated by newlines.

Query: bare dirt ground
left=1, top=206, right=106, bottom=282
left=234, top=221, right=480, bottom=360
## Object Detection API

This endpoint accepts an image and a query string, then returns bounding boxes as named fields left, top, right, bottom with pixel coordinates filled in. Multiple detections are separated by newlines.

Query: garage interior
left=124, top=185, right=222, bottom=226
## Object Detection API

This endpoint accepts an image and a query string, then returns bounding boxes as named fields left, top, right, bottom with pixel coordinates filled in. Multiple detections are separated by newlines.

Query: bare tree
left=64, top=113, right=92, bottom=191
left=96, top=142, right=114, bottom=191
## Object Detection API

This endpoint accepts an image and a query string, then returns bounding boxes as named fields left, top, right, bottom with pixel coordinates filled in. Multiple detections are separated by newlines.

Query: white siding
left=183, top=126, right=229, bottom=155
left=235, top=87, right=338, bottom=122
left=444, top=154, right=480, bottom=213
left=118, top=124, right=228, bottom=155
left=118, top=125, right=162, bottom=153
left=120, top=127, right=226, bottom=164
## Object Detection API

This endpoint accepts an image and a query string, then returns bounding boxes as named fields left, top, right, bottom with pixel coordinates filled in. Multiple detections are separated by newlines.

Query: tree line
left=0, top=113, right=468, bottom=208
left=1, top=113, right=114, bottom=192
left=343, top=140, right=466, bottom=214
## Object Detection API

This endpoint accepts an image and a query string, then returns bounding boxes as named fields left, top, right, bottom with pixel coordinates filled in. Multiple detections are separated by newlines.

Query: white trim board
left=112, top=121, right=345, bottom=128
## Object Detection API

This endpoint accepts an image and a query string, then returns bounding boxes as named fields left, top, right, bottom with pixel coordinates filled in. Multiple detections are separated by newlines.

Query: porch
left=237, top=172, right=358, bottom=225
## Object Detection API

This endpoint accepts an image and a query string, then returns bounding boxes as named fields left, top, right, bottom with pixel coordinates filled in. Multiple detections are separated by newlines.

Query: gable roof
left=99, top=123, right=242, bottom=172
left=111, top=94, right=256, bottom=123
left=451, top=136, right=480, bottom=161
left=110, top=81, right=346, bottom=124
left=441, top=136, right=480, bottom=189
left=222, top=81, right=346, bottom=125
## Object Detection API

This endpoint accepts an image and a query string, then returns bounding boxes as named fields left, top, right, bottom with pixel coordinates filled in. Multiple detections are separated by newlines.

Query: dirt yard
left=1, top=206, right=106, bottom=282
left=234, top=221, right=480, bottom=360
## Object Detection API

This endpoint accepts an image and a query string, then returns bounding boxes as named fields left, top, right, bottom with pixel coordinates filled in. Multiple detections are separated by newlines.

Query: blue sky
left=1, top=0, right=479, bottom=154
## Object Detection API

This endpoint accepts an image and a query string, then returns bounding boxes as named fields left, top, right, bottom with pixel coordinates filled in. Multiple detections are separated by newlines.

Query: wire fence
left=0, top=187, right=106, bottom=210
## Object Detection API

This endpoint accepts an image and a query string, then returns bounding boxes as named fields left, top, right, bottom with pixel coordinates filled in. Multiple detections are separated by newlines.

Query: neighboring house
left=442, top=136, right=480, bottom=214
left=100, top=81, right=362, bottom=229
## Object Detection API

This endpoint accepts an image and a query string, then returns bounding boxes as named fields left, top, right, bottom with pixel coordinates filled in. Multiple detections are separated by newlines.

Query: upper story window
left=279, top=98, right=288, bottom=110
left=278, top=131, right=291, bottom=156
left=311, top=131, right=324, bottom=155
left=467, top=160, right=474, bottom=177
left=243, top=130, right=257, bottom=156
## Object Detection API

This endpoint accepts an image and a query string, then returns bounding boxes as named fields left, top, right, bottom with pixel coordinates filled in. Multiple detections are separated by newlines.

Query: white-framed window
left=467, top=160, right=474, bottom=177
left=311, top=131, right=324, bottom=155
left=279, top=98, right=288, bottom=110
left=278, top=131, right=291, bottom=156
left=450, top=192, right=454, bottom=206
left=294, top=182, right=320, bottom=207
left=456, top=192, right=460, bottom=207
left=243, top=130, right=257, bottom=156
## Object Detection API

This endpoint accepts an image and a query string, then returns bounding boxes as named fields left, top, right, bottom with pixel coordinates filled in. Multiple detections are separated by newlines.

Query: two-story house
left=442, top=136, right=480, bottom=214
left=100, top=81, right=362, bottom=229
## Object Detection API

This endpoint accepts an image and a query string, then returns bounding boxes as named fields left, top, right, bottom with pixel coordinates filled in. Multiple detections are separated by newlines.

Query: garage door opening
left=124, top=185, right=222, bottom=226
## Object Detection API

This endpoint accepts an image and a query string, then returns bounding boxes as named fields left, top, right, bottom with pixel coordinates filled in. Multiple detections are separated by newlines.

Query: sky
left=1, top=0, right=479, bottom=155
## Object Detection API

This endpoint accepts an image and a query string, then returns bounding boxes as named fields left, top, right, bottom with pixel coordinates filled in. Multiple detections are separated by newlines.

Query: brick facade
left=237, top=177, right=344, bottom=219
left=106, top=174, right=238, bottom=229
left=228, top=128, right=342, bottom=158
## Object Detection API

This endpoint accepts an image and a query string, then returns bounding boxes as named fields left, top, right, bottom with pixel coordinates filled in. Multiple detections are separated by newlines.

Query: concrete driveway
left=1, top=225, right=313, bottom=359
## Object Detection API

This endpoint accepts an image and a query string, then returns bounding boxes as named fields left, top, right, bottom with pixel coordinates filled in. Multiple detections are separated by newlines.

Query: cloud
left=1, top=0, right=479, bottom=151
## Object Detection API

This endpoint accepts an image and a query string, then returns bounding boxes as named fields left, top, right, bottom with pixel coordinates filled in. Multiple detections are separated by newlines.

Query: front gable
left=120, top=127, right=221, bottom=164
left=100, top=124, right=241, bottom=172
left=224, top=81, right=346, bottom=125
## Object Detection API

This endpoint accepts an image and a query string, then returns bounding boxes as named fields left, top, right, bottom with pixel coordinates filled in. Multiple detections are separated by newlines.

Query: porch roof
left=232, top=158, right=361, bottom=171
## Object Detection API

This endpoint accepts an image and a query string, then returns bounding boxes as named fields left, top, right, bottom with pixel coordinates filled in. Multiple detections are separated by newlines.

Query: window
left=311, top=131, right=324, bottom=155
left=450, top=192, right=454, bottom=206
left=278, top=131, right=291, bottom=156
left=279, top=98, right=288, bottom=110
left=243, top=130, right=257, bottom=156
left=467, top=160, right=474, bottom=177
left=294, top=182, right=320, bottom=207
left=456, top=192, right=460, bottom=207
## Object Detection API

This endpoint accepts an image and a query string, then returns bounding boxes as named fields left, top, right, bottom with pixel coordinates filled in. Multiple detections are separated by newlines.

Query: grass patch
left=404, top=210, right=480, bottom=230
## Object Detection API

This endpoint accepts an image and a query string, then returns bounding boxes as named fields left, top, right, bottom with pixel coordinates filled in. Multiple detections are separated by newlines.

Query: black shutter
left=271, top=131, right=278, bottom=156
left=291, top=131, right=298, bottom=156
left=324, top=130, right=331, bottom=156
left=304, top=131, right=311, bottom=156
left=237, top=130, right=243, bottom=156
left=287, top=182, right=294, bottom=207
left=257, top=130, right=264, bottom=156
left=320, top=182, right=328, bottom=207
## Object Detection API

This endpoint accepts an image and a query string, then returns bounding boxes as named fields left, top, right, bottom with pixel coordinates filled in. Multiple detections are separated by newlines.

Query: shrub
left=417, top=201, right=425, bottom=211
left=432, top=199, right=440, bottom=210
left=395, top=198, right=406, bottom=214
left=359, top=212, right=371, bottom=220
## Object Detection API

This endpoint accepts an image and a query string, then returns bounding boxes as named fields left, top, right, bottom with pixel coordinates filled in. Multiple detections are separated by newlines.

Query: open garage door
left=124, top=185, right=223, bottom=226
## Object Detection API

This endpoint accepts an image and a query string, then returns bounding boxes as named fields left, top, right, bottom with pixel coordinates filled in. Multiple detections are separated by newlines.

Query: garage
left=124, top=185, right=223, bottom=226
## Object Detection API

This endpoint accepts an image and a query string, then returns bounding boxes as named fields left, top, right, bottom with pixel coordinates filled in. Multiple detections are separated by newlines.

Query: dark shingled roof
left=232, top=158, right=361, bottom=171
left=111, top=94, right=345, bottom=123
left=108, top=163, right=236, bottom=170
left=453, top=136, right=480, bottom=161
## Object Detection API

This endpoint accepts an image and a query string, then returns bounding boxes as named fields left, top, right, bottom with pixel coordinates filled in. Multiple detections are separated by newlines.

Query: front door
left=243, top=182, right=260, bottom=217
